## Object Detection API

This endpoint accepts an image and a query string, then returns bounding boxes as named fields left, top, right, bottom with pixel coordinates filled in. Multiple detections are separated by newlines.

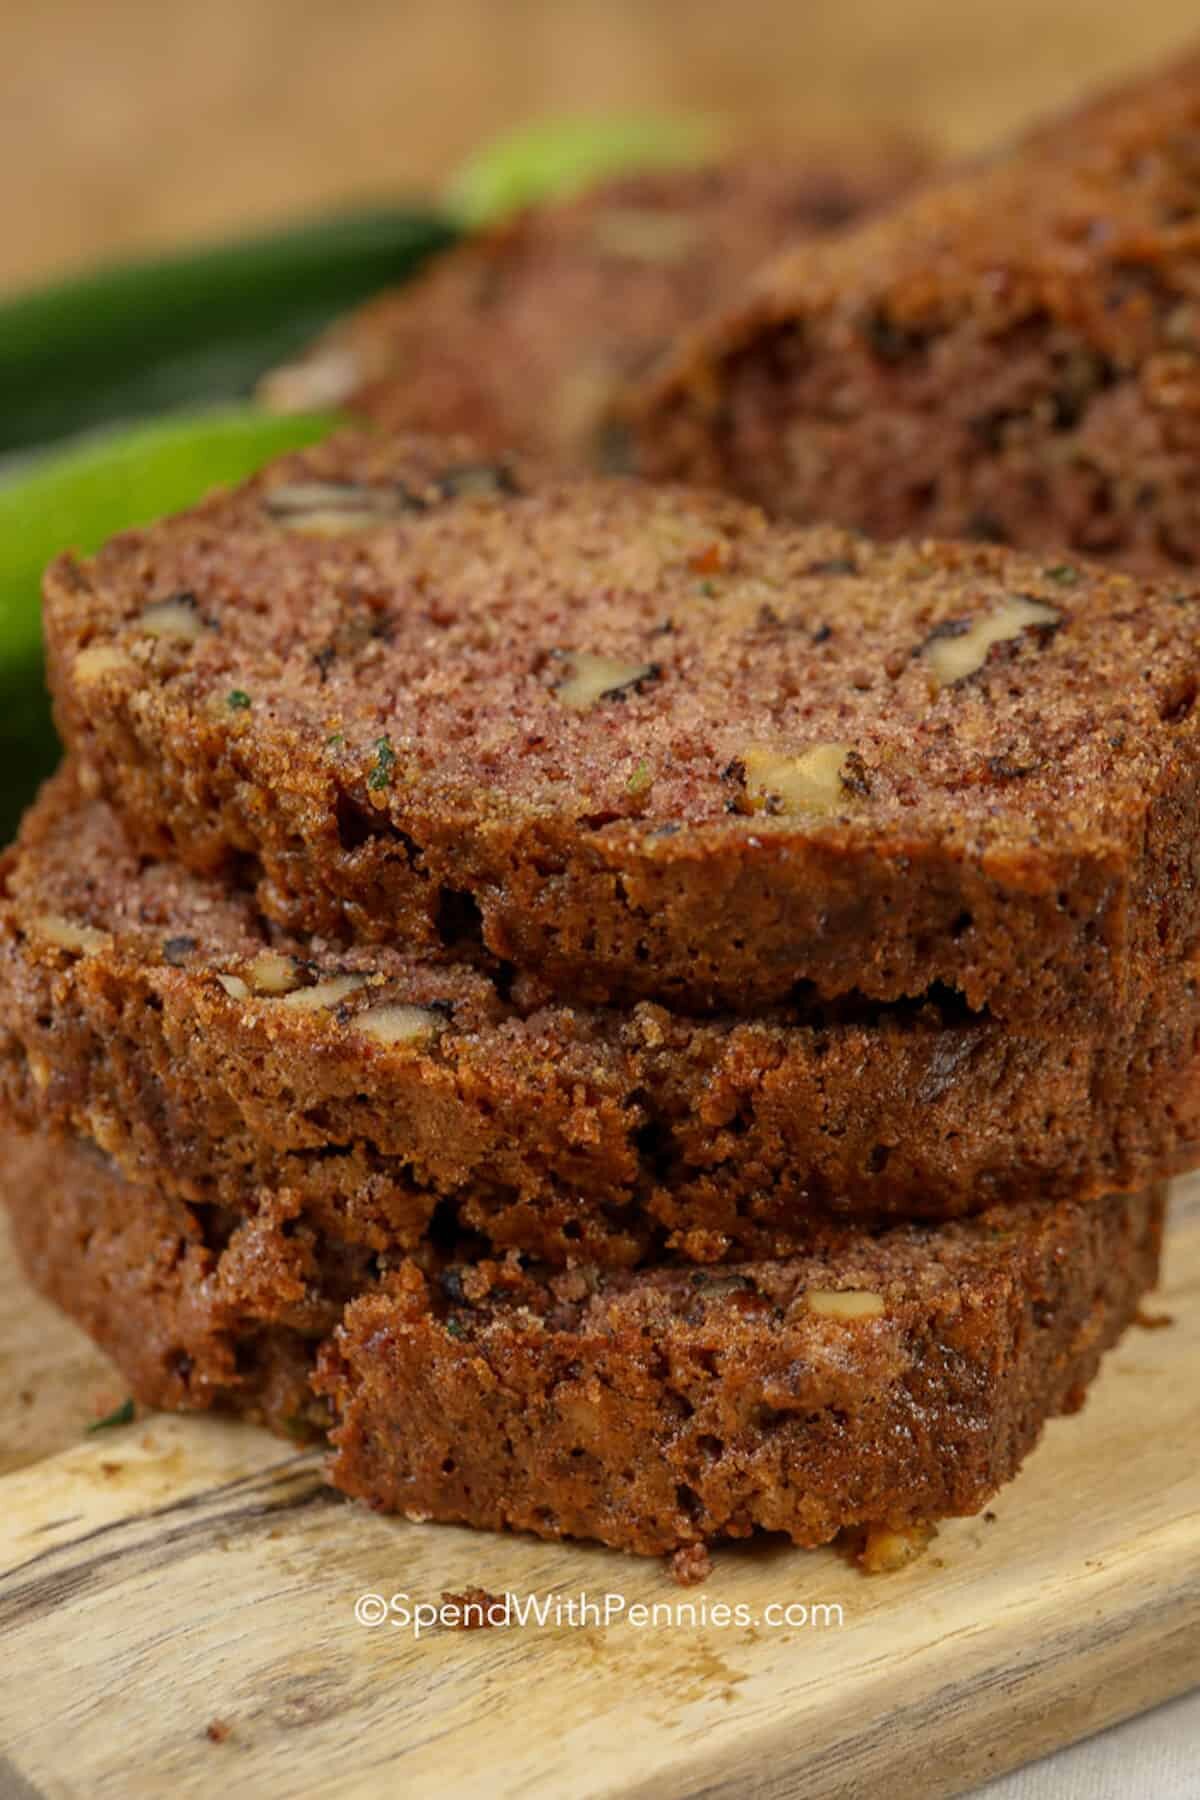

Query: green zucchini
left=0, top=125, right=722, bottom=455
left=0, top=206, right=455, bottom=456
left=447, top=114, right=721, bottom=226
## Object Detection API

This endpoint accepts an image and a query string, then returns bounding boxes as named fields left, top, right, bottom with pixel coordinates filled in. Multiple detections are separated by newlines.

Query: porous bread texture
left=3, top=1131, right=1163, bottom=1560
left=43, top=431, right=1200, bottom=1017
left=4, top=769, right=1198, bottom=1264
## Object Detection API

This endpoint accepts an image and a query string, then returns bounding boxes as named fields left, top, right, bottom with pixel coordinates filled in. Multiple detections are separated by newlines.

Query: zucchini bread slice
left=3, top=1131, right=1164, bottom=1561
left=4, top=768, right=1199, bottom=1261
left=43, top=432, right=1200, bottom=1018
left=263, top=139, right=931, bottom=466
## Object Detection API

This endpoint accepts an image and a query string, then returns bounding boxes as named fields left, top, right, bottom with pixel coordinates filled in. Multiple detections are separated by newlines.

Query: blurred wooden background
left=5, top=0, right=1198, bottom=289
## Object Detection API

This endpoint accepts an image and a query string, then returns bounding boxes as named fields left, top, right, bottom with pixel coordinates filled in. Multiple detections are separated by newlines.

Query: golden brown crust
left=632, top=50, right=1200, bottom=576
left=42, top=431, right=1200, bottom=1018
left=5, top=769, right=1198, bottom=1262
left=265, top=143, right=932, bottom=465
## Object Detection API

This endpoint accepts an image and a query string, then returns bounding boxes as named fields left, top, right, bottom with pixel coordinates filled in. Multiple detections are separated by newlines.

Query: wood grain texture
left=1, top=1177, right=1197, bottom=1799
left=2, top=0, right=1198, bottom=287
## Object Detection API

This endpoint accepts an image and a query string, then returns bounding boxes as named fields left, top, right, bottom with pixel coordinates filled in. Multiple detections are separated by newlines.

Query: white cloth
left=973, top=1685, right=1200, bottom=1797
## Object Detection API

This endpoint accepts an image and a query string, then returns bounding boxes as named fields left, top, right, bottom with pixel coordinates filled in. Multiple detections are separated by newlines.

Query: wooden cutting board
left=2, top=1175, right=1199, bottom=1800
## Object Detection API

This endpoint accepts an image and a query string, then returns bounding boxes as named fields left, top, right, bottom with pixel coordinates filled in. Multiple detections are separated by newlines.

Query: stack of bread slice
left=3, top=423, right=1194, bottom=1573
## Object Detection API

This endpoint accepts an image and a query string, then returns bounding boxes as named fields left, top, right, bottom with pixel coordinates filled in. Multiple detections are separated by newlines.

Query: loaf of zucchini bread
left=632, top=51, right=1200, bottom=576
